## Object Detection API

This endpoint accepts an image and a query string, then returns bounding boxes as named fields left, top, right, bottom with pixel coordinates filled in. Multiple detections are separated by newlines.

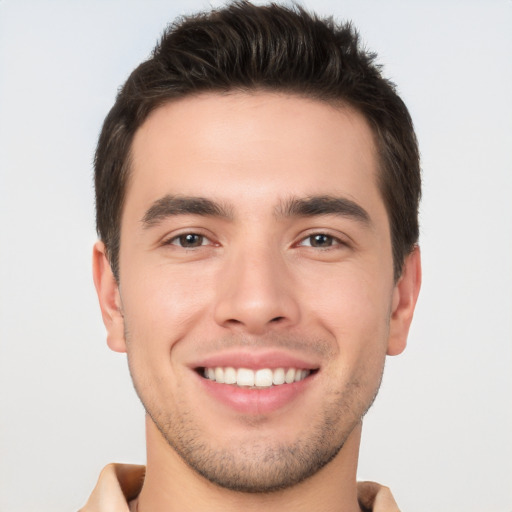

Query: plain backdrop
left=0, top=1, right=511, bottom=511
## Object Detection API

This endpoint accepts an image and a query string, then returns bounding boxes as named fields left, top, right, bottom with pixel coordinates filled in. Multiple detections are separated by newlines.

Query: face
left=94, top=92, right=420, bottom=492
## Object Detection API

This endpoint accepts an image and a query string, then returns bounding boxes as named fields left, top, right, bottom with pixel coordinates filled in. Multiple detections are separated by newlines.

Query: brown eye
left=171, top=233, right=206, bottom=248
left=299, top=233, right=339, bottom=248
left=309, top=234, right=333, bottom=247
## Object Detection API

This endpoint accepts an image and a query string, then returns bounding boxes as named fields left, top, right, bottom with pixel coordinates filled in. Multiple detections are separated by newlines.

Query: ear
left=92, top=241, right=127, bottom=353
left=387, top=246, right=422, bottom=356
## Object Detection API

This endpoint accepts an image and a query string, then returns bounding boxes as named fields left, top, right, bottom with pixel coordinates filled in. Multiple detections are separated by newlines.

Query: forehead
left=127, top=92, right=384, bottom=221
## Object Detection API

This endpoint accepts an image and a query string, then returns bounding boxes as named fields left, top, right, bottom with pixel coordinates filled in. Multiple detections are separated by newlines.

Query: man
left=83, top=2, right=421, bottom=510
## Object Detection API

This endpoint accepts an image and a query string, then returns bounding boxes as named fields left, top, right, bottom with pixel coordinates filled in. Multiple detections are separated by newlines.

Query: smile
left=201, top=367, right=313, bottom=388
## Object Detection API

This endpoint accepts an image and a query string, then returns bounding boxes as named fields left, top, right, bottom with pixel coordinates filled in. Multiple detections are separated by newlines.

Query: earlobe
left=387, top=246, right=422, bottom=356
left=92, top=241, right=127, bottom=353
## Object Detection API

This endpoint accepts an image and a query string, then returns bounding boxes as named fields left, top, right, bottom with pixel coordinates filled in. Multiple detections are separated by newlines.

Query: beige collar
left=79, top=463, right=399, bottom=512
left=79, top=464, right=145, bottom=512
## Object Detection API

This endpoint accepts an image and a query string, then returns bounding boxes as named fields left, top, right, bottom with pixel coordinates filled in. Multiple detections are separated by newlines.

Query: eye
left=167, top=233, right=209, bottom=248
left=299, top=233, right=342, bottom=248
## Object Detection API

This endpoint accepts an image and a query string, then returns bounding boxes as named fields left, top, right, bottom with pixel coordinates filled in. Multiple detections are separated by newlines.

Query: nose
left=213, top=245, right=300, bottom=335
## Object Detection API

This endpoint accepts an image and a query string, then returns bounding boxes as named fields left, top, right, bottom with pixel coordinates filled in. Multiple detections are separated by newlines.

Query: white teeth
left=254, top=369, right=273, bottom=387
left=215, top=367, right=225, bottom=384
left=236, top=368, right=254, bottom=387
left=224, top=367, right=237, bottom=384
left=203, top=366, right=312, bottom=387
left=285, top=368, right=296, bottom=384
left=272, top=368, right=285, bottom=385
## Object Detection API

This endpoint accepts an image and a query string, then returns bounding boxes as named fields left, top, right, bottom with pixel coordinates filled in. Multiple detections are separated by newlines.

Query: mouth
left=196, top=366, right=317, bottom=389
left=191, top=351, right=321, bottom=414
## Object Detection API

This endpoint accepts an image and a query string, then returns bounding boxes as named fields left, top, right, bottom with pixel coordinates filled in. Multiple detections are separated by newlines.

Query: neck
left=134, top=415, right=363, bottom=512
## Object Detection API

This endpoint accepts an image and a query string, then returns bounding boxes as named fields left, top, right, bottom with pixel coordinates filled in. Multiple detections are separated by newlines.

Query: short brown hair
left=95, top=1, right=420, bottom=281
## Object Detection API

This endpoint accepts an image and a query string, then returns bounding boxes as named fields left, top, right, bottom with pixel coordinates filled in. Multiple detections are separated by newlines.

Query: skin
left=93, top=92, right=421, bottom=512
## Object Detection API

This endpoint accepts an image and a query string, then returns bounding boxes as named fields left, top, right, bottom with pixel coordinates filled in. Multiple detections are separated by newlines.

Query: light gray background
left=1, top=1, right=511, bottom=511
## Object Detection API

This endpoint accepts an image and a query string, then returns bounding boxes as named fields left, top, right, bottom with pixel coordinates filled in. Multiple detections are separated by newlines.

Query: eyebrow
left=141, top=193, right=371, bottom=228
left=277, top=195, right=371, bottom=225
left=141, top=195, right=233, bottom=227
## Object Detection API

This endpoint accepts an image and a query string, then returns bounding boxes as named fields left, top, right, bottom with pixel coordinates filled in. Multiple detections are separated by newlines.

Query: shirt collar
left=80, top=463, right=399, bottom=512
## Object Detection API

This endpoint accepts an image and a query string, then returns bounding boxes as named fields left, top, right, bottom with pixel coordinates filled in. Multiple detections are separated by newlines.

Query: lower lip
left=197, top=373, right=315, bottom=415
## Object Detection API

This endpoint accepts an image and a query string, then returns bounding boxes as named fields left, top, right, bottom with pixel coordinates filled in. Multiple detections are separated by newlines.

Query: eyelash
left=297, top=233, right=346, bottom=249
left=163, top=232, right=212, bottom=248
left=162, top=231, right=346, bottom=250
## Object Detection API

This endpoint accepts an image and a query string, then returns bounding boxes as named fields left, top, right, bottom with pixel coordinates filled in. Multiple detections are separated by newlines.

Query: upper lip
left=190, top=349, right=321, bottom=371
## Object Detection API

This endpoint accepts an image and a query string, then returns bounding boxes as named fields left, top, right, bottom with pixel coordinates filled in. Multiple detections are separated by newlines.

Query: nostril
left=270, top=316, right=285, bottom=323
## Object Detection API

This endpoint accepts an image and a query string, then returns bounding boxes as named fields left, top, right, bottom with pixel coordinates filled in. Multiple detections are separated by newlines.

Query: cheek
left=305, top=260, right=392, bottom=326
left=120, top=266, right=212, bottom=403
left=121, top=262, right=216, bottom=344
left=301, top=263, right=393, bottom=368
left=118, top=266, right=218, bottom=401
